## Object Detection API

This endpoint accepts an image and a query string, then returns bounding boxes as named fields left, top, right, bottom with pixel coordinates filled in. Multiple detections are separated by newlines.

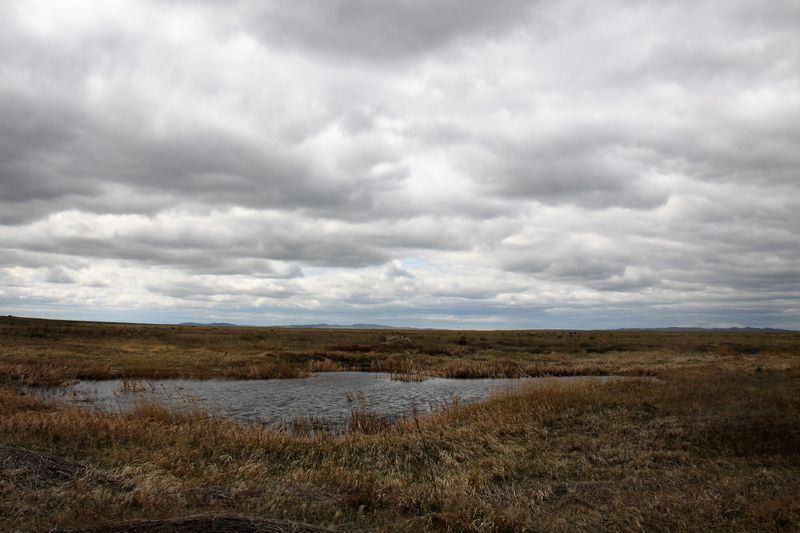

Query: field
left=1, top=316, right=799, bottom=531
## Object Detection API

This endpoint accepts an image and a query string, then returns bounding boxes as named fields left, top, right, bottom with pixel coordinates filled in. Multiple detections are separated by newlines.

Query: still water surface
left=28, top=372, right=612, bottom=431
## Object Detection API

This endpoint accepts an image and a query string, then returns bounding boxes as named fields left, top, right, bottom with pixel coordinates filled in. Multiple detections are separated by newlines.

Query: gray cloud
left=0, top=85, right=383, bottom=224
left=477, top=133, right=670, bottom=209
left=235, top=0, right=536, bottom=62
left=44, top=267, right=77, bottom=284
left=144, top=278, right=299, bottom=301
left=0, top=0, right=798, bottom=328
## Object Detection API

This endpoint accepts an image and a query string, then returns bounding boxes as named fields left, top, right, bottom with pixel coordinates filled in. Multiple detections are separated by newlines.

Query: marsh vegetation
left=1, top=316, right=799, bottom=530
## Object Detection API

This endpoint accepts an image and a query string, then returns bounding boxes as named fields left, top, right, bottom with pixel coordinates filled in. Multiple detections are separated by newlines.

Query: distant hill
left=178, top=322, right=402, bottom=329
left=179, top=322, right=243, bottom=327
left=284, top=323, right=399, bottom=329
left=616, top=326, right=794, bottom=333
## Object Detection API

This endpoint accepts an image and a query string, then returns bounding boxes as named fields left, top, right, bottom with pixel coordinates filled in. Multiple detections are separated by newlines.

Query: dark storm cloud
left=477, top=132, right=668, bottom=209
left=0, top=84, right=381, bottom=224
left=0, top=92, right=96, bottom=208
left=0, top=224, right=388, bottom=269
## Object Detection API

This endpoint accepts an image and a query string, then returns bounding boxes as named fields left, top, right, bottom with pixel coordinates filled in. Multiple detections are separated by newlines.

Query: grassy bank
left=1, top=317, right=799, bottom=530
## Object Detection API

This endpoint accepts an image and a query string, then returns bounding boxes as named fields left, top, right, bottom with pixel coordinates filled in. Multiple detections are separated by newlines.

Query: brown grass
left=1, top=316, right=799, bottom=530
left=2, top=315, right=797, bottom=386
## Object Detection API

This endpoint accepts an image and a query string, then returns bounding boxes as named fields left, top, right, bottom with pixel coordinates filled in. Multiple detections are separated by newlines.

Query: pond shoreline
left=24, top=372, right=618, bottom=433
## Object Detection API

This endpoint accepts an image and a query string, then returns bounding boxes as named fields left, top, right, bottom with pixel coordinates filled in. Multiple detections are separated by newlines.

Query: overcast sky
left=1, top=0, right=798, bottom=328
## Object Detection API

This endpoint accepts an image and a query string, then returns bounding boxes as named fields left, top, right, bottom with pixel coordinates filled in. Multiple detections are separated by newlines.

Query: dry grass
left=1, top=316, right=799, bottom=530
left=3, top=315, right=798, bottom=386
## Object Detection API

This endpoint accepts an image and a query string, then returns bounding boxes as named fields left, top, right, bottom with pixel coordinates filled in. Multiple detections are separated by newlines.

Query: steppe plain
left=1, top=316, right=798, bottom=531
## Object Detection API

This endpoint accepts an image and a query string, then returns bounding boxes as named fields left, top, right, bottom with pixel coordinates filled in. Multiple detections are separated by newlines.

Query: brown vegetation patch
left=0, top=445, right=109, bottom=491
left=53, top=514, right=333, bottom=532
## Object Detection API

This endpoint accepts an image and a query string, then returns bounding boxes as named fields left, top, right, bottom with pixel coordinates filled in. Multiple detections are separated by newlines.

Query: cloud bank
left=1, top=0, right=798, bottom=328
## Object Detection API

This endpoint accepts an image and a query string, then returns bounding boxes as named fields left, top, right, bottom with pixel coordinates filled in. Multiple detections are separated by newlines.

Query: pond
left=26, top=372, right=615, bottom=432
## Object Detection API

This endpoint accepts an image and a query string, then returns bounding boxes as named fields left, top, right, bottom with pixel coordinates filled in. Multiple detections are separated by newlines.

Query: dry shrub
left=436, top=359, right=525, bottom=378
left=306, top=359, right=342, bottom=373
left=382, top=334, right=413, bottom=346
left=126, top=398, right=205, bottom=425
left=6, top=362, right=74, bottom=386
left=370, top=356, right=420, bottom=376
left=391, top=372, right=428, bottom=382
left=0, top=388, right=48, bottom=412
left=349, top=408, right=394, bottom=434
left=117, top=378, right=147, bottom=393
left=235, top=362, right=310, bottom=379
left=329, top=344, right=373, bottom=353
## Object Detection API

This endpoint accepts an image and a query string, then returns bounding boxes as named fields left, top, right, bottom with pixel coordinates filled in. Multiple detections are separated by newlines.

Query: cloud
left=0, top=0, right=798, bottom=328
left=44, top=267, right=77, bottom=284
left=232, top=0, right=536, bottom=62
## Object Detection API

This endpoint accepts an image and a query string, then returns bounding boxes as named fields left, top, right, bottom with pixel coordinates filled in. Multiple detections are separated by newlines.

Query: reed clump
left=348, top=407, right=395, bottom=434
left=306, top=358, right=343, bottom=373
left=127, top=397, right=207, bottom=425
left=234, top=362, right=310, bottom=379
left=435, top=358, right=527, bottom=378
left=117, top=378, right=147, bottom=393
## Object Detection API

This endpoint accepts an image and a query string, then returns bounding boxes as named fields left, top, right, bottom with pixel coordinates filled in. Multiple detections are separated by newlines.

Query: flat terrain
left=1, top=316, right=799, bottom=531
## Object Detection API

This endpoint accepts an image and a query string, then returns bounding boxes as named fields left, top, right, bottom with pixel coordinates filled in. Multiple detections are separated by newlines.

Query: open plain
left=1, top=316, right=799, bottom=531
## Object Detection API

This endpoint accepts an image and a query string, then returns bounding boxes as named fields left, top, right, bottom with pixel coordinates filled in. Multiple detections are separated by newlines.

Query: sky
left=0, top=0, right=798, bottom=329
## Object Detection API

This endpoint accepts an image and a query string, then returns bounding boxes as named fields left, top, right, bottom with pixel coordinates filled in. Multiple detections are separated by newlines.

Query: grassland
left=1, top=316, right=799, bottom=531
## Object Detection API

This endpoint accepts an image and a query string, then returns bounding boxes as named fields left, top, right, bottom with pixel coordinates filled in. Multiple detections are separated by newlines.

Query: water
left=26, top=372, right=613, bottom=432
